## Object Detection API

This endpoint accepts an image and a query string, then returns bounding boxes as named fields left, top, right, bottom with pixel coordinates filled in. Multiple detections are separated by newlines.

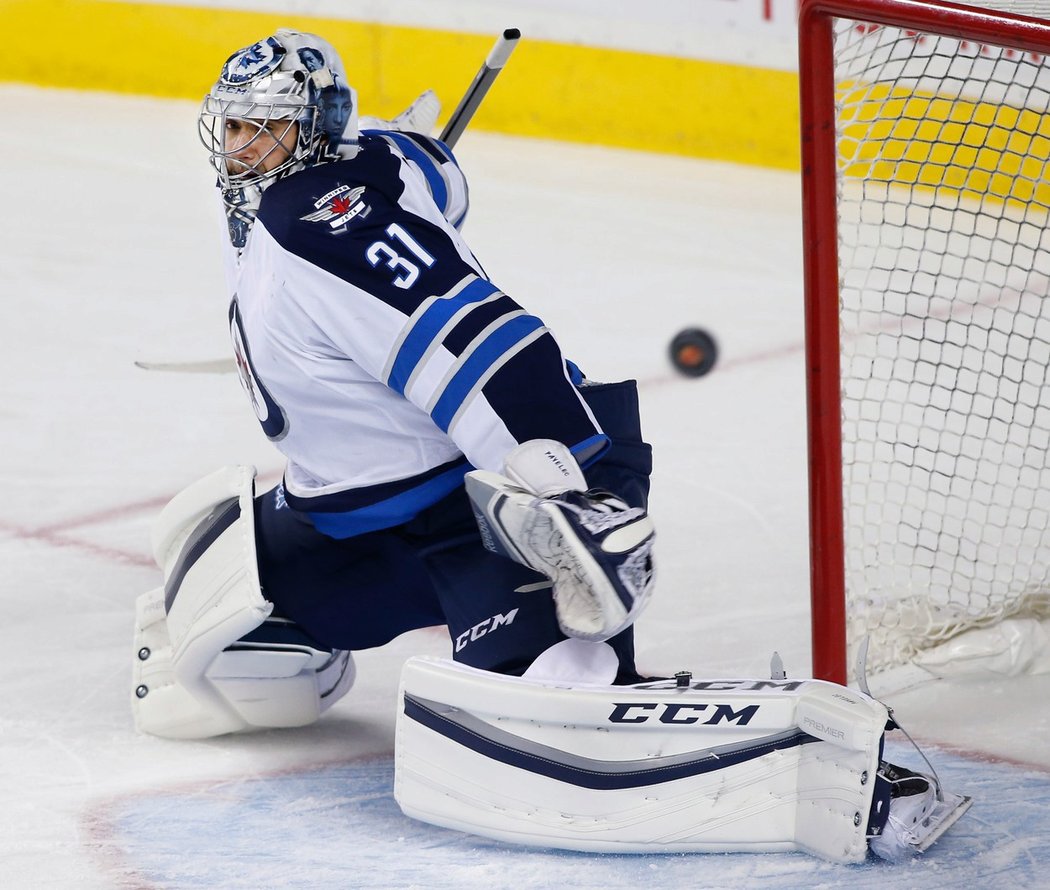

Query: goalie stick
left=440, top=28, right=520, bottom=148
left=134, top=358, right=236, bottom=373
left=136, top=29, right=521, bottom=374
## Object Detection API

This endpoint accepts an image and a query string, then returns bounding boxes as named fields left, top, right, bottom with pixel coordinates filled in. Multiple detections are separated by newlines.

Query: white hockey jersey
left=221, top=131, right=608, bottom=538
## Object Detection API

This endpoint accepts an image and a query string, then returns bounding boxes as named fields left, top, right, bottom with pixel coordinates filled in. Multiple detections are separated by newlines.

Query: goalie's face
left=223, top=117, right=300, bottom=180
left=198, top=90, right=312, bottom=190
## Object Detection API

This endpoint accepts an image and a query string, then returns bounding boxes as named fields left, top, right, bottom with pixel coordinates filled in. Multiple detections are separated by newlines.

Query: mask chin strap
left=221, top=184, right=262, bottom=250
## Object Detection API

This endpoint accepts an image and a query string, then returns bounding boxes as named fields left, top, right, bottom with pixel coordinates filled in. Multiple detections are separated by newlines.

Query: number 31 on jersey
left=366, top=223, right=435, bottom=289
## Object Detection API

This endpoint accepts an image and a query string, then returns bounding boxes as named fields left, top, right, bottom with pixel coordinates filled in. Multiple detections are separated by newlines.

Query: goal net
left=799, top=0, right=1050, bottom=686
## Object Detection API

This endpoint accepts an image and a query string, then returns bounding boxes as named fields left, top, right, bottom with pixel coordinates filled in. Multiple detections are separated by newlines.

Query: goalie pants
left=252, top=380, right=653, bottom=680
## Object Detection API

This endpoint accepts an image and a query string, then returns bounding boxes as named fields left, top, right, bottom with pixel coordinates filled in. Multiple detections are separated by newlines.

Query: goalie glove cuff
left=502, top=438, right=587, bottom=497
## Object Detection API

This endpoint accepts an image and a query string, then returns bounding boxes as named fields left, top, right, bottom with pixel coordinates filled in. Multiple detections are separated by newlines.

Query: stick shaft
left=134, top=358, right=236, bottom=374
left=439, top=28, right=521, bottom=148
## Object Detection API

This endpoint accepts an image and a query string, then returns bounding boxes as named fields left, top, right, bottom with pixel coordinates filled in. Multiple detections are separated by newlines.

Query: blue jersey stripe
left=305, top=462, right=471, bottom=538
left=571, top=433, right=610, bottom=468
left=386, top=131, right=449, bottom=213
left=387, top=278, right=502, bottom=394
left=431, top=314, right=547, bottom=432
left=401, top=131, right=453, bottom=165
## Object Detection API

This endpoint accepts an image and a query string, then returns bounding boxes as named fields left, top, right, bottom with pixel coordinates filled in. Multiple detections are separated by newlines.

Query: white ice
left=2, top=86, right=1049, bottom=888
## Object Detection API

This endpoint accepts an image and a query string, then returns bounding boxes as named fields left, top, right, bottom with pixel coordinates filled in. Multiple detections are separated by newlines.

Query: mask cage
left=198, top=96, right=319, bottom=190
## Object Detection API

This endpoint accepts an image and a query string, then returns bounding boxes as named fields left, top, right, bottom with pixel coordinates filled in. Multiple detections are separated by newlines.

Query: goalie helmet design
left=198, top=29, right=359, bottom=246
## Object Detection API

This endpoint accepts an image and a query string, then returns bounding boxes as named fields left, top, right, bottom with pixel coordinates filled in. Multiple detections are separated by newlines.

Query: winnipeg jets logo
left=222, top=37, right=285, bottom=84
left=300, top=185, right=370, bottom=231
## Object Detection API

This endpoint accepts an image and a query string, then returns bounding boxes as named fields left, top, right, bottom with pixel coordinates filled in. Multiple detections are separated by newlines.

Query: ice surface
left=2, top=85, right=1048, bottom=887
left=99, top=745, right=1050, bottom=888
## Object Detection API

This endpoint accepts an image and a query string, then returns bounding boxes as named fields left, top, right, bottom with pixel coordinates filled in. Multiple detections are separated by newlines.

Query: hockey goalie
left=129, top=26, right=970, bottom=865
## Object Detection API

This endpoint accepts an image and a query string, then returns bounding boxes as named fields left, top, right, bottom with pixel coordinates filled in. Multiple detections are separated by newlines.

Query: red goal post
left=799, top=0, right=1050, bottom=685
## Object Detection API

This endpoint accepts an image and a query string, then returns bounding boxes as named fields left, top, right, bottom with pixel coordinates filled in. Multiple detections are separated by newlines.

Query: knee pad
left=132, top=466, right=354, bottom=738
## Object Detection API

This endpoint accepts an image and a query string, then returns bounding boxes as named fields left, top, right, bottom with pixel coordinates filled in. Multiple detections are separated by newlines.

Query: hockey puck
left=669, top=328, right=718, bottom=377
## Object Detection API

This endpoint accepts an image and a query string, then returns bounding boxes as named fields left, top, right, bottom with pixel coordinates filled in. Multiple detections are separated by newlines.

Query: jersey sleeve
left=257, top=152, right=608, bottom=474
left=367, top=131, right=470, bottom=230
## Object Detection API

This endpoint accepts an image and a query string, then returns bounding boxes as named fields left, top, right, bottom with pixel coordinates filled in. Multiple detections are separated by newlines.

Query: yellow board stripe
left=0, top=0, right=800, bottom=169
left=840, top=82, right=1050, bottom=210
left=11, top=0, right=1044, bottom=205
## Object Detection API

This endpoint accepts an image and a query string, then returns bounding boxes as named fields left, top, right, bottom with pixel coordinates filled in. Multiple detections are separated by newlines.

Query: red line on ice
left=0, top=519, right=154, bottom=567
left=32, top=494, right=173, bottom=534
left=0, top=469, right=283, bottom=567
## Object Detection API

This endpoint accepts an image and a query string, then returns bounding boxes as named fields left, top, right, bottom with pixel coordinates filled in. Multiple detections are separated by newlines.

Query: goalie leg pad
left=132, top=466, right=354, bottom=739
left=395, top=657, right=891, bottom=863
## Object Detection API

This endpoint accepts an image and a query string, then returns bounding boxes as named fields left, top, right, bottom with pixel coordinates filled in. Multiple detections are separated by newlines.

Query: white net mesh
left=832, top=9, right=1050, bottom=673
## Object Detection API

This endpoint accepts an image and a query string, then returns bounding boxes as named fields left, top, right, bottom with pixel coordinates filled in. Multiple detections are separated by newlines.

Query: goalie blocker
left=394, top=653, right=971, bottom=863
left=466, top=439, right=656, bottom=642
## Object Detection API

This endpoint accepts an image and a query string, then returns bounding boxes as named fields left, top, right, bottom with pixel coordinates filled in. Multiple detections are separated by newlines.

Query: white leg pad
left=132, top=466, right=354, bottom=739
left=395, top=657, right=888, bottom=863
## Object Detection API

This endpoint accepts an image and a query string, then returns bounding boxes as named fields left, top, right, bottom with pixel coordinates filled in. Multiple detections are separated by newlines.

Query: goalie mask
left=199, top=29, right=359, bottom=245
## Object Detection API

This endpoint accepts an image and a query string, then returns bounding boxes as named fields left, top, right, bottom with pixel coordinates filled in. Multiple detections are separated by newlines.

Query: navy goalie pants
left=252, top=380, right=653, bottom=681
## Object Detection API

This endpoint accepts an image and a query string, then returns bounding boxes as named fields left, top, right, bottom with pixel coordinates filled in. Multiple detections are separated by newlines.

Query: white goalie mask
left=198, top=29, right=360, bottom=194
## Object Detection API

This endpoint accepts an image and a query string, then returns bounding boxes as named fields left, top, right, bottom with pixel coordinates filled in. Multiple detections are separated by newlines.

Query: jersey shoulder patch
left=298, top=183, right=370, bottom=229
left=258, top=144, right=402, bottom=240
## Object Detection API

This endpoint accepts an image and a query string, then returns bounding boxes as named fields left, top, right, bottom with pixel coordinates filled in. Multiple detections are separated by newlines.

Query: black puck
left=669, top=328, right=718, bottom=377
